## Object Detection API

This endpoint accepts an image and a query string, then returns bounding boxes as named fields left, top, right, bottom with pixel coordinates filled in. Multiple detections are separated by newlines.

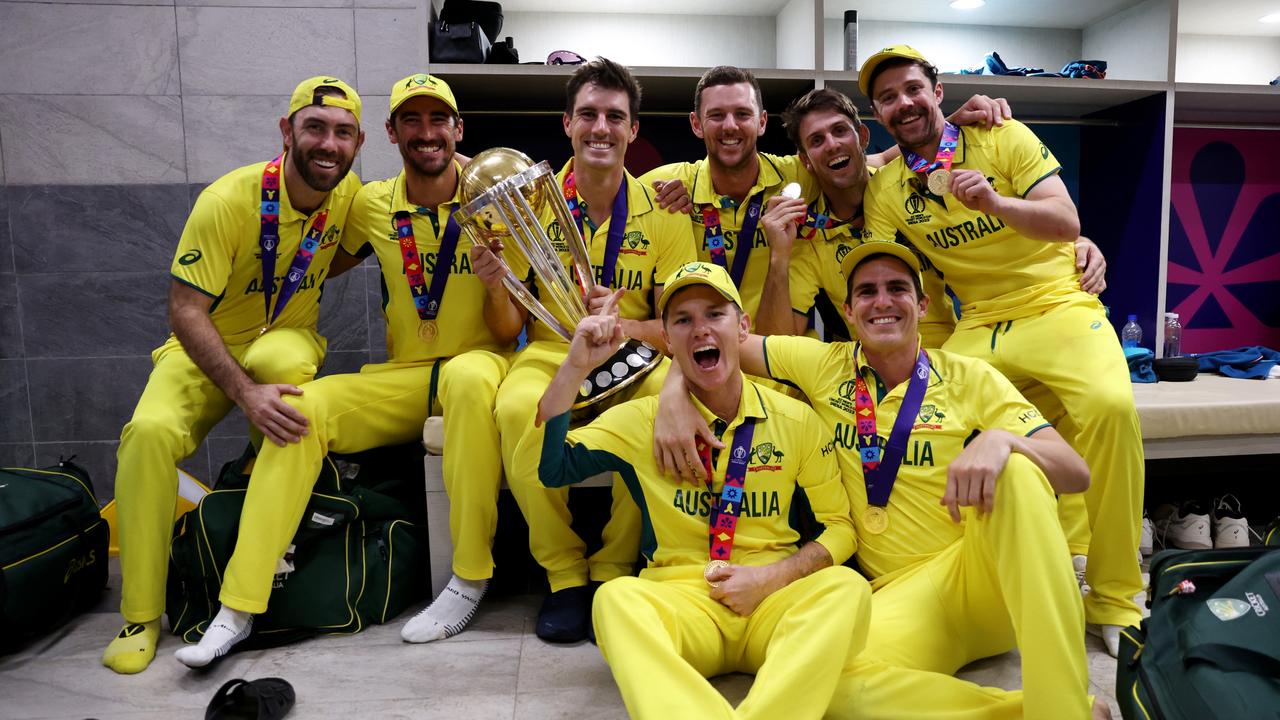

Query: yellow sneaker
left=102, top=619, right=160, bottom=674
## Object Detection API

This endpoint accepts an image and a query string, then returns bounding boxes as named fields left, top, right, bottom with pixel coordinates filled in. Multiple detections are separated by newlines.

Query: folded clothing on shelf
left=1126, top=346, right=1156, bottom=383
left=977, top=52, right=1107, bottom=79
left=1191, top=345, right=1280, bottom=379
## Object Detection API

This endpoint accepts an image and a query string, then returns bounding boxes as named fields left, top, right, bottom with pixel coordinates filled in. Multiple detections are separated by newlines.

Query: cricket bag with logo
left=1117, top=546, right=1280, bottom=719
left=0, top=460, right=109, bottom=652
left=166, top=445, right=430, bottom=648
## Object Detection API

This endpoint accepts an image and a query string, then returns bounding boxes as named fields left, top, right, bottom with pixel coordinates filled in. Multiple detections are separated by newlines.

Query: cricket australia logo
left=914, top=403, right=945, bottom=430
left=619, top=230, right=650, bottom=255
left=748, top=442, right=784, bottom=472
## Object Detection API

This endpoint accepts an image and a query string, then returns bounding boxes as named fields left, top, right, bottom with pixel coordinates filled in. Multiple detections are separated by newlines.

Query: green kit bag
left=1117, top=546, right=1280, bottom=719
left=166, top=448, right=430, bottom=647
left=0, top=460, right=108, bottom=652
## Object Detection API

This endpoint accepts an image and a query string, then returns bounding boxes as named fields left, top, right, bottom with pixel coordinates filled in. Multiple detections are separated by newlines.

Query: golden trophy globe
left=456, top=148, right=662, bottom=411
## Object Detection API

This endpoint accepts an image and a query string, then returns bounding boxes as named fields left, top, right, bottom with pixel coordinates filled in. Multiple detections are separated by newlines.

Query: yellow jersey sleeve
left=789, top=237, right=823, bottom=316
left=171, top=189, right=239, bottom=298
left=995, top=120, right=1062, bottom=197
left=761, top=333, right=838, bottom=396
left=795, top=405, right=856, bottom=563
left=638, top=161, right=697, bottom=188
left=862, top=175, right=901, bottom=245
left=647, top=205, right=698, bottom=295
left=341, top=183, right=380, bottom=258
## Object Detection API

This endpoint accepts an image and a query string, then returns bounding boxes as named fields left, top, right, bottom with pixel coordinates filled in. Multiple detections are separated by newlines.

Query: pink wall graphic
left=1168, top=128, right=1280, bottom=354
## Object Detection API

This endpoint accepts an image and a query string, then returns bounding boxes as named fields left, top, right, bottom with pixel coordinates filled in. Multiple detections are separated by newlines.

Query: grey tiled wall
left=0, top=0, right=428, bottom=499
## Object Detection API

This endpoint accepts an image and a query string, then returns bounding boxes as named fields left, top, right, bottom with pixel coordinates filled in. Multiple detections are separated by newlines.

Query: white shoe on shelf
left=1139, top=512, right=1154, bottom=557
left=1154, top=500, right=1212, bottom=550
left=1211, top=494, right=1250, bottom=548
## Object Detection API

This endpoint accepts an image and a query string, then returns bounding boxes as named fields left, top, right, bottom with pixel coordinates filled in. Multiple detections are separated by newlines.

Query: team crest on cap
left=407, top=74, right=435, bottom=87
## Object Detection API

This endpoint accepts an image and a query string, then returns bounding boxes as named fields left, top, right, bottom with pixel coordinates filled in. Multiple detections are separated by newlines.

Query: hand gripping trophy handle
left=455, top=148, right=663, bottom=412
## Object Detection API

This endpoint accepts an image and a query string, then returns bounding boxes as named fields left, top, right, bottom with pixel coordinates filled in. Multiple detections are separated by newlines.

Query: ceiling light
left=950, top=0, right=986, bottom=9
left=1260, top=11, right=1280, bottom=23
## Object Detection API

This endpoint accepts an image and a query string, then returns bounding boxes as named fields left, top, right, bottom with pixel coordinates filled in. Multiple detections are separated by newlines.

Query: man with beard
left=168, top=74, right=527, bottom=666
left=860, top=45, right=1143, bottom=659
left=493, top=57, right=694, bottom=644
left=757, top=88, right=1107, bottom=347
left=104, top=76, right=364, bottom=674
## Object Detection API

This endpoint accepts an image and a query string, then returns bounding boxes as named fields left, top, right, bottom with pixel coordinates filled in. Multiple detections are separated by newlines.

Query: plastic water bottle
left=1163, top=312, right=1182, bottom=358
left=1121, top=315, right=1142, bottom=348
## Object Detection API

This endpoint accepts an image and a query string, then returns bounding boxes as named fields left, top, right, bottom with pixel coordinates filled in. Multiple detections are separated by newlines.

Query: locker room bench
left=422, top=374, right=1280, bottom=594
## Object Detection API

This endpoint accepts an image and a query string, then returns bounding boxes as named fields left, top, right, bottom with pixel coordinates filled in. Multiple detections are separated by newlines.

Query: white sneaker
left=1087, top=623, right=1122, bottom=658
left=1212, top=495, right=1250, bottom=548
left=1139, top=513, right=1154, bottom=556
left=1155, top=501, right=1212, bottom=550
left=1073, top=555, right=1090, bottom=596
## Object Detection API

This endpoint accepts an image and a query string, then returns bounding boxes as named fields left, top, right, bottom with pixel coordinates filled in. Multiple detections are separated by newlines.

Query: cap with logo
left=839, top=241, right=924, bottom=289
left=289, top=76, right=362, bottom=124
left=857, top=44, right=929, bottom=98
left=390, top=73, right=459, bottom=116
left=658, top=262, right=743, bottom=316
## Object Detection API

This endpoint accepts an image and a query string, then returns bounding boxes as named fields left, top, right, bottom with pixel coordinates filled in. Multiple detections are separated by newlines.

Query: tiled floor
left=0, top=559, right=1123, bottom=719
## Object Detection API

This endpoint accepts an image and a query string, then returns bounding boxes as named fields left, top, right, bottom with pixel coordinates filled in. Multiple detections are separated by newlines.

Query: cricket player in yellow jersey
left=639, top=66, right=818, bottom=332
left=103, top=77, right=364, bottom=675
left=542, top=263, right=1052, bottom=720
left=860, top=45, right=1143, bottom=654
left=172, top=74, right=521, bottom=666
left=757, top=88, right=1108, bottom=349
left=493, top=58, right=694, bottom=643
left=657, top=244, right=1104, bottom=719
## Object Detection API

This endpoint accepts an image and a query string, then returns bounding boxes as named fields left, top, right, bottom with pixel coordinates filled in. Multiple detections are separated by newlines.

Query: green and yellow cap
left=390, top=73, right=459, bottom=116
left=658, top=262, right=743, bottom=316
left=857, top=44, right=929, bottom=98
left=840, top=241, right=924, bottom=287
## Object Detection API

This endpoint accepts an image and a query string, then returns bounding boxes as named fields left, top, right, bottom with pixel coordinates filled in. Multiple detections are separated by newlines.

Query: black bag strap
left=1186, top=643, right=1280, bottom=678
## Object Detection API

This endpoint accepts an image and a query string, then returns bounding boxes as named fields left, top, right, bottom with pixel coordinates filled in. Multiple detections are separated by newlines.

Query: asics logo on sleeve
left=178, top=250, right=203, bottom=265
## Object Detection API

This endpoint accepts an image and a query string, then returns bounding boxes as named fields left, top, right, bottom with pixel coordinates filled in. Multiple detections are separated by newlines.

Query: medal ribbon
left=853, top=345, right=932, bottom=508
left=696, top=419, right=758, bottom=562
left=562, top=169, right=629, bottom=291
left=394, top=201, right=462, bottom=321
left=259, top=155, right=328, bottom=326
left=700, top=190, right=764, bottom=286
left=797, top=197, right=858, bottom=240
left=903, top=121, right=959, bottom=178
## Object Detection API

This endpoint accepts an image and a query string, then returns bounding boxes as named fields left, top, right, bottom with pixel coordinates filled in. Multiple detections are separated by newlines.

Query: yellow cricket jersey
left=539, top=375, right=856, bottom=571
left=761, top=335, right=1051, bottom=582
left=789, top=168, right=955, bottom=346
left=521, top=162, right=694, bottom=344
left=640, top=153, right=819, bottom=329
left=170, top=157, right=362, bottom=346
left=342, top=168, right=512, bottom=364
left=863, top=120, right=1084, bottom=326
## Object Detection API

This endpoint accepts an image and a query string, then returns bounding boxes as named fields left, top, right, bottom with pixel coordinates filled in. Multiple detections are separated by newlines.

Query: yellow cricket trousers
left=944, top=295, right=1144, bottom=627
left=593, top=565, right=869, bottom=720
left=494, top=339, right=668, bottom=592
left=219, top=350, right=510, bottom=613
left=854, top=454, right=1089, bottom=720
left=115, top=329, right=325, bottom=622
left=1019, top=383, right=1093, bottom=557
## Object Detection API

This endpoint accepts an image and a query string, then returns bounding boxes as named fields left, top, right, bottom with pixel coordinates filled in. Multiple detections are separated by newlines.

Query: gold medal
left=927, top=169, right=952, bottom=196
left=862, top=506, right=889, bottom=535
left=418, top=319, right=438, bottom=343
left=704, top=559, right=729, bottom=587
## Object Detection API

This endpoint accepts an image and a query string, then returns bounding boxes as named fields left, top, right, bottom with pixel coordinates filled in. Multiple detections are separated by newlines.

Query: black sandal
left=205, top=677, right=296, bottom=720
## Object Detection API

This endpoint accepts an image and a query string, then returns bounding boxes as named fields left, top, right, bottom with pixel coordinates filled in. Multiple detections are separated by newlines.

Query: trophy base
left=571, top=339, right=664, bottom=415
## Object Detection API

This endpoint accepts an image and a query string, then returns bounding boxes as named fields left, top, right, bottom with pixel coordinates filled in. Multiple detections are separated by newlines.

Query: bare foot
left=1092, top=696, right=1113, bottom=720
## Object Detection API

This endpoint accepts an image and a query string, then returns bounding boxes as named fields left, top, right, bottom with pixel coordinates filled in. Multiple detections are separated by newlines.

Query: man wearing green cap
left=104, top=76, right=364, bottom=674
left=858, top=44, right=1143, bottom=660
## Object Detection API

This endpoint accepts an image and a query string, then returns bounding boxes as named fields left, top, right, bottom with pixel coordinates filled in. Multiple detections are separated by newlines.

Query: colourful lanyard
left=903, top=122, right=959, bottom=177
left=798, top=197, right=859, bottom=241
left=393, top=201, right=461, bottom=321
left=853, top=346, right=931, bottom=508
left=701, top=191, right=764, bottom=286
left=697, top=418, right=758, bottom=562
left=258, top=155, right=328, bottom=327
left=562, top=169, right=628, bottom=290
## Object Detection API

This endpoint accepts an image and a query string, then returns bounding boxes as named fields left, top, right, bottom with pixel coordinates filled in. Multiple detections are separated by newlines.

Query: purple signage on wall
left=1168, top=129, right=1280, bottom=354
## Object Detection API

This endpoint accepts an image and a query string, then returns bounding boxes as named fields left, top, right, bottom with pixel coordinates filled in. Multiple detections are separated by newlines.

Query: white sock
left=401, top=575, right=488, bottom=643
left=175, top=606, right=253, bottom=668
